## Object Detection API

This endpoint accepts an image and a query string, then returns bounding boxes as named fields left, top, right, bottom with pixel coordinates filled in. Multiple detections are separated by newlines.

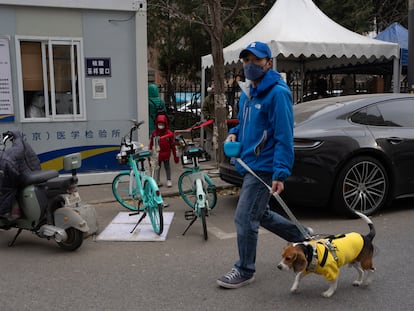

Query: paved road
left=1, top=192, right=413, bottom=311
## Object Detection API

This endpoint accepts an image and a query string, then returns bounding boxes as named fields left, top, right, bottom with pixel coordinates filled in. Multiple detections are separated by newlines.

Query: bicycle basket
left=116, top=141, right=144, bottom=164
left=181, top=154, right=193, bottom=165
left=132, top=141, right=144, bottom=153
left=181, top=145, right=210, bottom=165
left=116, top=151, right=129, bottom=164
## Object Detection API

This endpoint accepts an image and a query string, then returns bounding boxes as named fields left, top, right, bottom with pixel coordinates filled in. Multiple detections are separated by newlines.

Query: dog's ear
left=292, top=251, right=307, bottom=273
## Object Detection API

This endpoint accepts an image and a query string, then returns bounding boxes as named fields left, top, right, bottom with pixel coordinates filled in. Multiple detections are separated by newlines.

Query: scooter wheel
left=57, top=228, right=84, bottom=251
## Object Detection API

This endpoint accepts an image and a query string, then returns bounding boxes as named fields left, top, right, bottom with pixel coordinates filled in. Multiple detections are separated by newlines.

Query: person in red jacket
left=149, top=114, right=179, bottom=187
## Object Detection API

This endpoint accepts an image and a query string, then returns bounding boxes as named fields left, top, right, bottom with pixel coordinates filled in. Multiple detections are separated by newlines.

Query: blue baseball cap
left=239, top=41, right=272, bottom=59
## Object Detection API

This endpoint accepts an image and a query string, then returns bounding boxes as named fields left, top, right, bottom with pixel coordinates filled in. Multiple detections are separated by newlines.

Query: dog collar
left=295, top=243, right=319, bottom=272
left=307, top=244, right=319, bottom=272
left=302, top=240, right=339, bottom=272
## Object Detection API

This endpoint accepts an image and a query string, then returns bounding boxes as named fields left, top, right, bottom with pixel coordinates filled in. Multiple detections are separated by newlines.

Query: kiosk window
left=18, top=38, right=85, bottom=121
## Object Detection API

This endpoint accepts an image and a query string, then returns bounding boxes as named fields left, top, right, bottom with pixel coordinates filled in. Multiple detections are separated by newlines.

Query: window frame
left=15, top=35, right=86, bottom=122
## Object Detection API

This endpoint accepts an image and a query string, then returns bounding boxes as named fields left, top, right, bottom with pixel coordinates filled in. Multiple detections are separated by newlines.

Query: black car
left=219, top=94, right=414, bottom=217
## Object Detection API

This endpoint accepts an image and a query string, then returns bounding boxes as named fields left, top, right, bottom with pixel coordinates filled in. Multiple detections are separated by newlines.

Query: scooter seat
left=20, top=170, right=59, bottom=187
left=46, top=176, right=76, bottom=197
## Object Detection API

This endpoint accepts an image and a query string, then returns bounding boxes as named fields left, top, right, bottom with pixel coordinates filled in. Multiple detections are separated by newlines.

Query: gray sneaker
left=217, top=268, right=255, bottom=289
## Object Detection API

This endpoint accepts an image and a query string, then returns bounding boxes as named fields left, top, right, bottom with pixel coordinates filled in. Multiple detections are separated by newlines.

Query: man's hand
left=271, top=180, right=284, bottom=195
left=225, top=134, right=237, bottom=142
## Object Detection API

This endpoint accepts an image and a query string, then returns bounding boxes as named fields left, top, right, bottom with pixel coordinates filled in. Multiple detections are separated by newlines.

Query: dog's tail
left=354, top=211, right=375, bottom=241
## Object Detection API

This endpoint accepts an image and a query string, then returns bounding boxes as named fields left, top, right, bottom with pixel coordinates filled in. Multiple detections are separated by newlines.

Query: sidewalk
left=77, top=159, right=236, bottom=204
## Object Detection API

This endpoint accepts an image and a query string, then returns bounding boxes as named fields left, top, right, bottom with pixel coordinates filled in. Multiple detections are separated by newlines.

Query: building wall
left=16, top=7, right=83, bottom=36
left=82, top=10, right=137, bottom=121
left=0, top=4, right=146, bottom=179
left=0, top=6, right=16, bottom=33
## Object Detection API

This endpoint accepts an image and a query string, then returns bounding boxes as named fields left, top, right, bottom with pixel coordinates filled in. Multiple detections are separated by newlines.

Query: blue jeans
left=234, top=172, right=307, bottom=278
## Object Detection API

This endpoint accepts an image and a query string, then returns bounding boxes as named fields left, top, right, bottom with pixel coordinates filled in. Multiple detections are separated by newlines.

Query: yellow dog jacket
left=306, top=233, right=364, bottom=281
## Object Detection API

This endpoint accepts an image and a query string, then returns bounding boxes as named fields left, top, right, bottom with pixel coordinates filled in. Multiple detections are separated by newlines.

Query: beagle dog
left=277, top=211, right=375, bottom=297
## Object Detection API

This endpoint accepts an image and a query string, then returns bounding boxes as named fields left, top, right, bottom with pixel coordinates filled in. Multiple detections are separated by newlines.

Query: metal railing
left=157, top=83, right=240, bottom=130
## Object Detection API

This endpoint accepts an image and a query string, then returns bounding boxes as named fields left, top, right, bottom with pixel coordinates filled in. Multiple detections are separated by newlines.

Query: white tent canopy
left=201, top=0, right=400, bottom=92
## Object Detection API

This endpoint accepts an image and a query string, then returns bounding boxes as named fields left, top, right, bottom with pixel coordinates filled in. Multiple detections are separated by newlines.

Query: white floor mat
left=96, top=211, right=174, bottom=242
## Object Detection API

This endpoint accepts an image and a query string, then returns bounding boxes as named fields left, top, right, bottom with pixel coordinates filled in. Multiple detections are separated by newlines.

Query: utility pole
left=408, top=0, right=414, bottom=93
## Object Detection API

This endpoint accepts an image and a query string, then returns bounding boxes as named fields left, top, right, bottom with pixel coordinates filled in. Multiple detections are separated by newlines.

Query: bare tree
left=153, top=0, right=244, bottom=164
left=202, top=1, right=242, bottom=164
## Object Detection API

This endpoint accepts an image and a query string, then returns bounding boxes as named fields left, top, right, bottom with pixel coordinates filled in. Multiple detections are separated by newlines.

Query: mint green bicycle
left=175, top=121, right=217, bottom=240
left=112, top=120, right=164, bottom=235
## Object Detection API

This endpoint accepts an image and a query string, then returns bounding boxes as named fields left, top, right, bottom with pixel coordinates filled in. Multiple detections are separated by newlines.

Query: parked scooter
left=0, top=130, right=90, bottom=251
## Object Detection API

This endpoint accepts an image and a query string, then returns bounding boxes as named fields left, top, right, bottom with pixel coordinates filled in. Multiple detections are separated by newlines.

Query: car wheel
left=333, top=156, right=389, bottom=217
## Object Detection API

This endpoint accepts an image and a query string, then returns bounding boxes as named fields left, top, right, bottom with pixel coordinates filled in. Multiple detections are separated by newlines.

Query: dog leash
left=235, top=157, right=313, bottom=241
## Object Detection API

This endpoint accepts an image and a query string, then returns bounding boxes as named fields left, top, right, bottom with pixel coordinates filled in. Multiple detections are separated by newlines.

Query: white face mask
left=157, top=123, right=165, bottom=130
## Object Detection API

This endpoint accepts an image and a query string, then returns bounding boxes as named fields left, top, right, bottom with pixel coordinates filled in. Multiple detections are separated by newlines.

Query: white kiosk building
left=0, top=0, right=149, bottom=183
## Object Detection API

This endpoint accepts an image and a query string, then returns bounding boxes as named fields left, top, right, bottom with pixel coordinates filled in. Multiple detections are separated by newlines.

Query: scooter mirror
left=63, top=153, right=82, bottom=171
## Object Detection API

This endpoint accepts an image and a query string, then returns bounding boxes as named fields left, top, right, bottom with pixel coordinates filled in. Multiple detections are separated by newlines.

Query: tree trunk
left=208, top=0, right=227, bottom=165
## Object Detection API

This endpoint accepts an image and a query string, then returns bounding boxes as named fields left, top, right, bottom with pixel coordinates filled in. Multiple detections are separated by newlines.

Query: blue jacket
left=229, top=69, right=294, bottom=182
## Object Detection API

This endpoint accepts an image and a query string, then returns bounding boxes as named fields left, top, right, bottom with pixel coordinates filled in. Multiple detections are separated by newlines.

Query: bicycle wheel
left=200, top=207, right=208, bottom=241
left=143, top=180, right=164, bottom=235
left=178, top=171, right=217, bottom=209
left=112, top=172, right=141, bottom=211
left=203, top=173, right=217, bottom=209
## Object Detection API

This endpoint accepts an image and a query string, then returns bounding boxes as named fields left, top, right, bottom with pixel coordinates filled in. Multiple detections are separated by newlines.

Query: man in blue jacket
left=217, top=41, right=311, bottom=289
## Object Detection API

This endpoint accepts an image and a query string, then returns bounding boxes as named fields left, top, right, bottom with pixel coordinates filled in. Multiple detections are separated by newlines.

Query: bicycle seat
left=184, top=146, right=204, bottom=158
left=134, top=150, right=152, bottom=160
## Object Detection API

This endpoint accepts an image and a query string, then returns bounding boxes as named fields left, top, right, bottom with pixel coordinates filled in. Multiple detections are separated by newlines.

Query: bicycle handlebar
left=131, top=119, right=145, bottom=130
left=127, top=119, right=144, bottom=141
left=2, top=131, right=14, bottom=145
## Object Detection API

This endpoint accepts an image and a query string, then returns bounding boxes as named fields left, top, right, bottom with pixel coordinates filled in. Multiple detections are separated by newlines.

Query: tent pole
left=392, top=57, right=400, bottom=93
left=201, top=66, right=206, bottom=146
left=201, top=66, right=206, bottom=105
left=300, top=62, right=304, bottom=103
left=408, top=0, right=414, bottom=92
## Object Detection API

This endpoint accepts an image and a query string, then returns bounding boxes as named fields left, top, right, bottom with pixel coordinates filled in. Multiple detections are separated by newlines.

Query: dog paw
left=358, top=279, right=372, bottom=287
left=352, top=280, right=362, bottom=287
left=321, top=290, right=334, bottom=298
left=290, top=287, right=299, bottom=294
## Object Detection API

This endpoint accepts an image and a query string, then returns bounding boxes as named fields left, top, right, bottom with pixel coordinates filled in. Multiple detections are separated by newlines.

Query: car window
left=351, top=100, right=414, bottom=127
left=351, top=105, right=385, bottom=126
left=377, top=100, right=414, bottom=127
